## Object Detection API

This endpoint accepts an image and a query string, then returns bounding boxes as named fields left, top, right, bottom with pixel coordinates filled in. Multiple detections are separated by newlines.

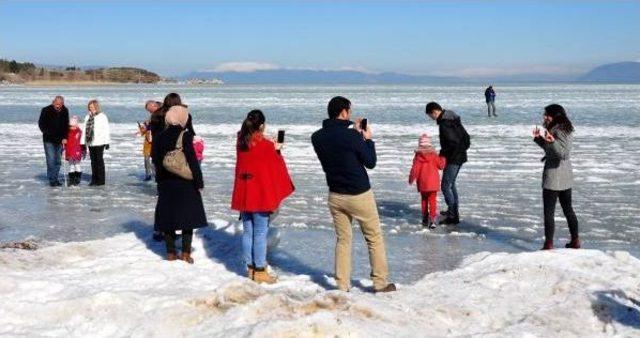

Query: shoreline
left=1, top=231, right=638, bottom=336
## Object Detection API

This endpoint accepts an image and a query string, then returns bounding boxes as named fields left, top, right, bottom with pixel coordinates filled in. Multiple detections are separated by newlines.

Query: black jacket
left=437, top=110, right=470, bottom=165
left=311, top=119, right=376, bottom=195
left=152, top=125, right=207, bottom=232
left=152, top=126, right=203, bottom=190
left=149, top=112, right=196, bottom=138
left=38, top=105, right=70, bottom=144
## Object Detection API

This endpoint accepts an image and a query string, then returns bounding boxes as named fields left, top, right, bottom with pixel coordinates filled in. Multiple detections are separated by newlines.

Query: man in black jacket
left=425, top=102, right=470, bottom=224
left=312, top=96, right=395, bottom=293
left=38, top=96, right=69, bottom=186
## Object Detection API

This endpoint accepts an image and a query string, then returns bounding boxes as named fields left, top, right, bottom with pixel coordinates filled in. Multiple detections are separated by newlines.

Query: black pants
left=543, top=189, right=579, bottom=241
left=89, top=145, right=106, bottom=185
left=164, top=230, right=193, bottom=254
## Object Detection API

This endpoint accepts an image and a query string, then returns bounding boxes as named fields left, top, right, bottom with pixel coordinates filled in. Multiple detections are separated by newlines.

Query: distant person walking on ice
left=485, top=85, right=497, bottom=117
left=231, top=110, right=294, bottom=284
left=38, top=96, right=69, bottom=187
left=312, top=96, right=396, bottom=293
left=80, top=100, right=111, bottom=186
left=409, top=134, right=446, bottom=229
left=425, top=102, right=470, bottom=225
left=64, top=116, right=84, bottom=186
left=533, top=104, right=580, bottom=250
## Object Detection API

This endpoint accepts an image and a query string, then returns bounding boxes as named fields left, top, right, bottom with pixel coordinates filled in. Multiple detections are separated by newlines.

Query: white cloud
left=205, top=62, right=378, bottom=74
left=211, top=62, right=280, bottom=73
left=430, top=65, right=586, bottom=78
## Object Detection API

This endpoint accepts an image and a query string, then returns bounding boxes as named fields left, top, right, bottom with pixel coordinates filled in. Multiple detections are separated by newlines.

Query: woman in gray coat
left=533, top=104, right=580, bottom=250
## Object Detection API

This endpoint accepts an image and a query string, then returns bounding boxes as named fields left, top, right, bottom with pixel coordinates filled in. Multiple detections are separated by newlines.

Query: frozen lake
left=0, top=84, right=639, bottom=284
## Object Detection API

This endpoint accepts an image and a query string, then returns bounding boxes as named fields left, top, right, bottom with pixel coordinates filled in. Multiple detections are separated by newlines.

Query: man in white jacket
left=81, top=100, right=111, bottom=186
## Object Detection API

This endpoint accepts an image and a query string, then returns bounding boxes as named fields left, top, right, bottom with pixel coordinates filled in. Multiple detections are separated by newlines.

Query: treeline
left=0, top=59, right=161, bottom=83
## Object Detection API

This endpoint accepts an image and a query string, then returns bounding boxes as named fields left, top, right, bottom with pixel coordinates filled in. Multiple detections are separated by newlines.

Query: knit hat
left=70, top=116, right=79, bottom=127
left=416, top=133, right=435, bottom=152
left=165, top=105, right=189, bottom=128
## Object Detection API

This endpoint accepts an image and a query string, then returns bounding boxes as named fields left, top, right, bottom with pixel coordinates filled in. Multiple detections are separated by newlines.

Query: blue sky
left=1, top=0, right=639, bottom=77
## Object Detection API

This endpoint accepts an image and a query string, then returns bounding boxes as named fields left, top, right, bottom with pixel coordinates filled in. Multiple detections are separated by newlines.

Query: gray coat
left=534, top=125, right=573, bottom=191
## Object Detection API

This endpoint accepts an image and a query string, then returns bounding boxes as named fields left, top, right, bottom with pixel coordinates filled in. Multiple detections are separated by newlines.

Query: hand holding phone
left=533, top=126, right=541, bottom=138
left=360, top=118, right=372, bottom=140
left=277, top=129, right=285, bottom=143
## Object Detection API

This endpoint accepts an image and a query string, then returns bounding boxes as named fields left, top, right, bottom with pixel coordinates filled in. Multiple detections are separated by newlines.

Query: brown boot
left=167, top=252, right=178, bottom=261
left=374, top=283, right=397, bottom=293
left=541, top=240, right=553, bottom=250
left=565, top=237, right=581, bottom=249
left=180, top=252, right=194, bottom=264
left=253, top=268, right=277, bottom=284
left=247, top=265, right=255, bottom=280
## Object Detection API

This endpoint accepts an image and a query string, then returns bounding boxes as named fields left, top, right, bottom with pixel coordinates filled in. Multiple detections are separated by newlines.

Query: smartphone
left=360, top=118, right=368, bottom=132
left=277, top=130, right=285, bottom=143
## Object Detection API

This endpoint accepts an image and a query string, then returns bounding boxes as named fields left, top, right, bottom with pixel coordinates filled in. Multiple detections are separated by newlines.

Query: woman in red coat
left=409, top=134, right=446, bottom=229
left=231, top=110, right=294, bottom=284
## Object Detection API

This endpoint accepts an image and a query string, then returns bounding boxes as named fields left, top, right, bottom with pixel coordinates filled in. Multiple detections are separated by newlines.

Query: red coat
left=231, top=133, right=295, bottom=212
left=65, top=127, right=83, bottom=161
left=408, top=151, right=446, bottom=192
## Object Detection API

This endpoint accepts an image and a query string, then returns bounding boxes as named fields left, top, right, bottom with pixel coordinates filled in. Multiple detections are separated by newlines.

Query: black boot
left=439, top=214, right=460, bottom=225
left=76, top=172, right=83, bottom=185
left=67, top=173, right=73, bottom=186
left=422, top=214, right=430, bottom=228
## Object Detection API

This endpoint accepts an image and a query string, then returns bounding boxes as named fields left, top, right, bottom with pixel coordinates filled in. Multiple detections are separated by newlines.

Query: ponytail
left=238, top=110, right=266, bottom=151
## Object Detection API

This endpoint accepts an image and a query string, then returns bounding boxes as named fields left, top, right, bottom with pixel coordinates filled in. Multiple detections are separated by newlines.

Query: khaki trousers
left=328, top=189, right=389, bottom=291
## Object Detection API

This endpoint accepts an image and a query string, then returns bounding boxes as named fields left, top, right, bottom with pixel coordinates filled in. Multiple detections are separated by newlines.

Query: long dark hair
left=544, top=104, right=574, bottom=134
left=151, top=93, right=187, bottom=127
left=238, top=110, right=265, bottom=151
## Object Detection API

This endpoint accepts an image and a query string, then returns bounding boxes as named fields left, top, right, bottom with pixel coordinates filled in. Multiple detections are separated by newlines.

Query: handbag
left=162, top=130, right=193, bottom=180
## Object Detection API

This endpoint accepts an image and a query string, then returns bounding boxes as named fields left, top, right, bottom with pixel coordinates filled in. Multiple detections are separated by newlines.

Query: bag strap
left=175, top=130, right=185, bottom=150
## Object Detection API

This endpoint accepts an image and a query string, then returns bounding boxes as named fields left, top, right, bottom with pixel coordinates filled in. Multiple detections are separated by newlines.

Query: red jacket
left=65, top=127, right=83, bottom=161
left=231, top=133, right=295, bottom=212
left=408, top=150, right=446, bottom=192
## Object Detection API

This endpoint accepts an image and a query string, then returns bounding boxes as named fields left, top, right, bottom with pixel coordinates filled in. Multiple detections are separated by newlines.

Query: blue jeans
left=441, top=164, right=462, bottom=217
left=241, top=212, right=270, bottom=268
left=44, top=142, right=62, bottom=184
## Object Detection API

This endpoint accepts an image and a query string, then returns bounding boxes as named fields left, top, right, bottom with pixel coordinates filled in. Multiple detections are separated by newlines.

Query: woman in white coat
left=81, top=99, right=111, bottom=186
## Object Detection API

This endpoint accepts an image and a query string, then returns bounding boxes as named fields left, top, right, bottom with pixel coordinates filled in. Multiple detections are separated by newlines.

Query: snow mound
left=1, top=233, right=639, bottom=337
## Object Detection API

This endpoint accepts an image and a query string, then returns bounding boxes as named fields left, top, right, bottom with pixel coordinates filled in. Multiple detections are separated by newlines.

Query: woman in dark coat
left=152, top=105, right=207, bottom=263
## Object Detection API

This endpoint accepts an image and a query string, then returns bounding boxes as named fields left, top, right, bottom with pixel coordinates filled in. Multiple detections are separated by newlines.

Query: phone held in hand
left=277, top=129, right=285, bottom=143
left=360, top=118, right=368, bottom=132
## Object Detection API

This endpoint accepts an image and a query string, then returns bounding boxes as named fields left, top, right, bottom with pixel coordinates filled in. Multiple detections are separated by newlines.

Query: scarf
left=85, top=111, right=99, bottom=145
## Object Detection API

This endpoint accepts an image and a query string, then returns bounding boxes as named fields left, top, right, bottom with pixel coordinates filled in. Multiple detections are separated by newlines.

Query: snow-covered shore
left=1, top=230, right=639, bottom=337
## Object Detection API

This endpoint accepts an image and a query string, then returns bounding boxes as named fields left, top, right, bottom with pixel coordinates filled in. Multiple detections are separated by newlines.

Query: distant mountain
left=578, top=62, right=640, bottom=83
left=179, top=69, right=461, bottom=85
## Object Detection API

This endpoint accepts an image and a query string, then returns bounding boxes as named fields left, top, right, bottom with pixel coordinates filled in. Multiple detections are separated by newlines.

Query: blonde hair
left=88, top=99, right=101, bottom=112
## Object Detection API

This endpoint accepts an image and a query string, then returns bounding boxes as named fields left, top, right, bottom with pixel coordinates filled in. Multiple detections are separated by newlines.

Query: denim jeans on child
left=241, top=212, right=270, bottom=268
left=43, top=142, right=62, bottom=184
left=441, top=164, right=462, bottom=217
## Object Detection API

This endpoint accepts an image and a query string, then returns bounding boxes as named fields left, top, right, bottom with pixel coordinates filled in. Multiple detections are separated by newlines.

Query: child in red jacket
left=65, top=116, right=84, bottom=186
left=193, top=135, right=204, bottom=164
left=409, top=134, right=446, bottom=228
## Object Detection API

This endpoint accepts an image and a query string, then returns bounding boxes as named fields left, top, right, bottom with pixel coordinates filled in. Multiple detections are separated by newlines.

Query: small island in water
left=0, top=59, right=161, bottom=85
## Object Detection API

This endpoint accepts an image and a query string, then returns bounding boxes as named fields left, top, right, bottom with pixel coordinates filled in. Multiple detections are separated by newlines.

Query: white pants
left=68, top=160, right=82, bottom=173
